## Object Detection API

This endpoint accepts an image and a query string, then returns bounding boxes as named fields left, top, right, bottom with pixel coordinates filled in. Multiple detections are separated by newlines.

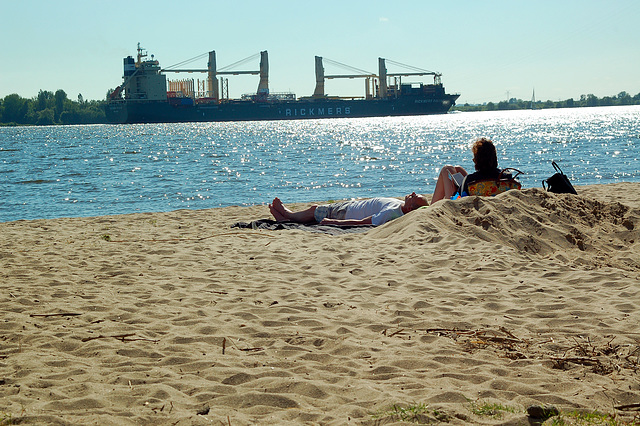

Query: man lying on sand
left=269, top=192, right=429, bottom=226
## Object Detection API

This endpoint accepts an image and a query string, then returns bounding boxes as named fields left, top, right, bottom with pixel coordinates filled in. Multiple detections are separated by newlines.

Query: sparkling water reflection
left=1, top=106, right=639, bottom=222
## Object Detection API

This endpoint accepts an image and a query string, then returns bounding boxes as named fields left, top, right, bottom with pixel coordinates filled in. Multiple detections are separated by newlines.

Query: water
left=1, top=106, right=639, bottom=222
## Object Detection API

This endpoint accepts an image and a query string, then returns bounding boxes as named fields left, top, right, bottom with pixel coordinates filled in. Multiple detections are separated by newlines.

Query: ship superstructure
left=106, top=44, right=459, bottom=123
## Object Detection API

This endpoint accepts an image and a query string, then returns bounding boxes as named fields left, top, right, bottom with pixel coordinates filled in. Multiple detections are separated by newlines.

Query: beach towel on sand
left=231, top=219, right=374, bottom=235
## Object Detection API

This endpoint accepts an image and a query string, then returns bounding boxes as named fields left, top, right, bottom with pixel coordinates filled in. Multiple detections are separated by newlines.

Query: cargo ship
left=105, top=44, right=459, bottom=124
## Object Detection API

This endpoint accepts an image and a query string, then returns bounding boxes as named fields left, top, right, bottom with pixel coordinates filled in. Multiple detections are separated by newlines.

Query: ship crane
left=313, top=57, right=442, bottom=100
left=313, top=57, right=377, bottom=99
left=379, top=58, right=442, bottom=98
left=383, top=59, right=441, bottom=83
left=161, top=51, right=269, bottom=101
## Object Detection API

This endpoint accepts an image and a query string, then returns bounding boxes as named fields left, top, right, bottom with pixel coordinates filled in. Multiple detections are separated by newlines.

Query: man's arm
left=319, top=216, right=373, bottom=226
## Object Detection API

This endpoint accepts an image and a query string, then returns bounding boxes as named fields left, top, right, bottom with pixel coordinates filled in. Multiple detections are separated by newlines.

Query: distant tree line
left=0, top=90, right=106, bottom=126
left=454, top=91, right=640, bottom=112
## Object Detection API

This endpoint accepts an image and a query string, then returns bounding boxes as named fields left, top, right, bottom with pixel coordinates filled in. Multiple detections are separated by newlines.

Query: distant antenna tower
left=531, top=88, right=536, bottom=109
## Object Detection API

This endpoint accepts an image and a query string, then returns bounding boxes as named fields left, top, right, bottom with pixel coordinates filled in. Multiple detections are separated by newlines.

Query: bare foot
left=269, top=203, right=288, bottom=222
left=271, top=197, right=293, bottom=216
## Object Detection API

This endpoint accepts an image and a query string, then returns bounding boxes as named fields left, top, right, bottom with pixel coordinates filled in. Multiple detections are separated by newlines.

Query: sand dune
left=1, top=182, right=639, bottom=425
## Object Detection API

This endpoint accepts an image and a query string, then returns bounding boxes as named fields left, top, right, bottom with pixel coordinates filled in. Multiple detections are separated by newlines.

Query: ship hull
left=106, top=95, right=459, bottom=124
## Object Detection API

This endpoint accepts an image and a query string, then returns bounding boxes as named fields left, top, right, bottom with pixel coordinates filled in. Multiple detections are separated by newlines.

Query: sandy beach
left=1, top=182, right=639, bottom=425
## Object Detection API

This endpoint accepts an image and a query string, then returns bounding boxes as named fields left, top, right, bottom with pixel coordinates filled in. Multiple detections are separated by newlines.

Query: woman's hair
left=472, top=138, right=498, bottom=172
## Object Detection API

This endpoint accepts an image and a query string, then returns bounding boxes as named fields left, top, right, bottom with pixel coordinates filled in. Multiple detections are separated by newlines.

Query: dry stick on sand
left=387, top=329, right=405, bottom=338
left=223, top=336, right=263, bottom=353
left=614, top=403, right=640, bottom=411
left=30, top=313, right=82, bottom=318
left=422, top=328, right=525, bottom=344
left=81, top=333, right=159, bottom=343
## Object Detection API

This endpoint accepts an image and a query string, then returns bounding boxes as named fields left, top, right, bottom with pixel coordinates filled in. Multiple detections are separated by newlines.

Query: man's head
left=403, top=192, right=429, bottom=213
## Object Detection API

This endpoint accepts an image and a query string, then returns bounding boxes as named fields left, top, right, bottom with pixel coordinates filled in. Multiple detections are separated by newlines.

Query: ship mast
left=257, top=51, right=269, bottom=99
left=378, top=58, right=388, bottom=98
left=208, top=51, right=219, bottom=100
left=136, top=42, right=148, bottom=66
left=313, top=56, right=325, bottom=98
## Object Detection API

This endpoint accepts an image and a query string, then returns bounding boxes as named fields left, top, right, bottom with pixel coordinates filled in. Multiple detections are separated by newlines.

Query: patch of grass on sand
left=1, top=410, right=17, bottom=426
left=1, top=404, right=27, bottom=425
left=467, top=398, right=520, bottom=418
left=370, top=403, right=450, bottom=423
left=550, top=410, right=640, bottom=426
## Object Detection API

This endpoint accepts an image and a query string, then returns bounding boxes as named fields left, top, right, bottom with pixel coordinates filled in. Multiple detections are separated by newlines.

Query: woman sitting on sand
left=269, top=192, right=429, bottom=227
left=431, top=138, right=510, bottom=204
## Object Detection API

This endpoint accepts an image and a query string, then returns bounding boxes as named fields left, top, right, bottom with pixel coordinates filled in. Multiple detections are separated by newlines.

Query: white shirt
left=345, top=198, right=404, bottom=226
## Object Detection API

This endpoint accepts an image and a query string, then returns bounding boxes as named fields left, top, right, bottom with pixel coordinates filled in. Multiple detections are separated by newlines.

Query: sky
left=1, top=0, right=639, bottom=105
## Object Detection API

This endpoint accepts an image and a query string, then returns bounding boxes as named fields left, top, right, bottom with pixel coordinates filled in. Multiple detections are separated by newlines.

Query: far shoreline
left=1, top=103, right=639, bottom=127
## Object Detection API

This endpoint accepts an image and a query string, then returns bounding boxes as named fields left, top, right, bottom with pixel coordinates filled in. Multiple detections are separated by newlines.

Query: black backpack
left=542, top=161, right=577, bottom=194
